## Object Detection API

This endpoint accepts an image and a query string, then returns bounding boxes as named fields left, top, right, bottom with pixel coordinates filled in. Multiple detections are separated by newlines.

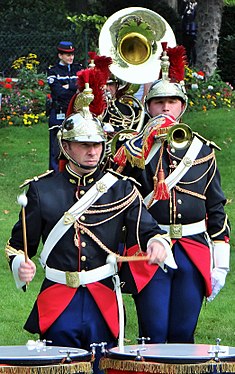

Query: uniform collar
left=65, top=164, right=101, bottom=186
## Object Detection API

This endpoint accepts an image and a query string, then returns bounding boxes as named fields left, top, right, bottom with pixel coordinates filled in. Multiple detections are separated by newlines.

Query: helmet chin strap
left=65, top=153, right=99, bottom=171
left=59, top=138, right=104, bottom=171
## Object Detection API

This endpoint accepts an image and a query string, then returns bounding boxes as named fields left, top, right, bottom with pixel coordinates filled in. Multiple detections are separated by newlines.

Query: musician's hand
left=207, top=267, right=228, bottom=302
left=146, top=241, right=167, bottom=265
left=18, top=259, right=36, bottom=283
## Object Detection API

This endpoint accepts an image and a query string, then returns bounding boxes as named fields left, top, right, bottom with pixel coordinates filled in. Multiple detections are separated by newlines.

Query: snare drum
left=0, top=345, right=92, bottom=373
left=100, top=344, right=235, bottom=374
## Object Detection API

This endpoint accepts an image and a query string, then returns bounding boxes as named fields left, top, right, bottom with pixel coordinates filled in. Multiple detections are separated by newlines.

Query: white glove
left=207, top=267, right=227, bottom=302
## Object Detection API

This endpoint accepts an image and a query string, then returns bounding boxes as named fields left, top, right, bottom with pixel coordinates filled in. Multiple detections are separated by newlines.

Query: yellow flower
left=28, top=53, right=37, bottom=59
left=26, top=63, right=33, bottom=70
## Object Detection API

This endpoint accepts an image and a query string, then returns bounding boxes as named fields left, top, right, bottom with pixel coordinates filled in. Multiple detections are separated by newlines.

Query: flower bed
left=185, top=66, right=234, bottom=111
left=0, top=53, right=49, bottom=127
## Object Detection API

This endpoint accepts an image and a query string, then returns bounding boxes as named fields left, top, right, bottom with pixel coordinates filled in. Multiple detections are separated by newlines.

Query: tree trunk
left=195, top=0, right=224, bottom=77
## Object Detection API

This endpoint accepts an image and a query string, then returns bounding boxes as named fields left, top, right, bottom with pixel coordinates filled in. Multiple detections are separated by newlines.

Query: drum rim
left=107, top=343, right=235, bottom=364
left=0, top=345, right=92, bottom=366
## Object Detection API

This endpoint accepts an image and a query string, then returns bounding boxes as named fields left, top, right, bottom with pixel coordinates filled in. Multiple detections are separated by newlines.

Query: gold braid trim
left=0, top=362, right=92, bottom=374
left=91, top=188, right=138, bottom=208
left=167, top=149, right=215, bottom=165
left=192, top=149, right=215, bottom=165
left=174, top=186, right=206, bottom=200
left=5, top=241, right=24, bottom=262
left=100, top=357, right=235, bottom=374
left=75, top=222, right=146, bottom=262
left=80, top=187, right=139, bottom=225
left=204, top=157, right=216, bottom=194
left=211, top=214, right=229, bottom=238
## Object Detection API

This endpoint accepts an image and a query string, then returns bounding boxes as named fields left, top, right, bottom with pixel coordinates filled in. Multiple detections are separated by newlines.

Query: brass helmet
left=145, top=79, right=187, bottom=104
left=57, top=66, right=108, bottom=169
left=145, top=45, right=188, bottom=119
left=60, top=113, right=106, bottom=144
left=58, top=113, right=107, bottom=169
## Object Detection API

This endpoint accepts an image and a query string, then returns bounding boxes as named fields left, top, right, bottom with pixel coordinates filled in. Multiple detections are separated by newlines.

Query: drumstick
left=17, top=192, right=29, bottom=262
left=117, top=255, right=150, bottom=262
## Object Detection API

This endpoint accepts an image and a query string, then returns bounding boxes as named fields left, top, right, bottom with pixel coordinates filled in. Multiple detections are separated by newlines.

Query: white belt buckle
left=66, top=271, right=80, bottom=288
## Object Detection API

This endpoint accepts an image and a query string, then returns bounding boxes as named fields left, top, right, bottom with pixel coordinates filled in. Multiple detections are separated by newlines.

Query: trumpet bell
left=167, top=124, right=193, bottom=150
left=99, top=7, right=176, bottom=84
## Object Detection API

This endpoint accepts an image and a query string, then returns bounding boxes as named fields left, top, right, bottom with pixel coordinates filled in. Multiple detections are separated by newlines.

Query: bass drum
left=100, top=343, right=235, bottom=374
left=0, top=345, right=92, bottom=373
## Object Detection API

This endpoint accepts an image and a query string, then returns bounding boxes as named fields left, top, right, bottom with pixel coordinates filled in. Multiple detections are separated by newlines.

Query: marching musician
left=5, top=67, right=173, bottom=374
left=47, top=41, right=83, bottom=172
left=113, top=45, right=231, bottom=344
left=103, top=74, right=142, bottom=134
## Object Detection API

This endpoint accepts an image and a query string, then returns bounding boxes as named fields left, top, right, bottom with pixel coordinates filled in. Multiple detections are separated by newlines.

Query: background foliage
left=0, top=0, right=234, bottom=86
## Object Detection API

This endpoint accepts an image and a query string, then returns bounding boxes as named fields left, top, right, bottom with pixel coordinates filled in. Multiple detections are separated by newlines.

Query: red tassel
left=153, top=168, right=170, bottom=200
left=113, top=146, right=127, bottom=167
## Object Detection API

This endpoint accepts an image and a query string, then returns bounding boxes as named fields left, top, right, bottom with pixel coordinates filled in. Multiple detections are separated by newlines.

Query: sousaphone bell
left=99, top=7, right=176, bottom=84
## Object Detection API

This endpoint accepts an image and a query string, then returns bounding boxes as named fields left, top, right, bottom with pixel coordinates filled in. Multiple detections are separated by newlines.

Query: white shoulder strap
left=40, top=172, right=118, bottom=267
left=144, top=136, right=203, bottom=207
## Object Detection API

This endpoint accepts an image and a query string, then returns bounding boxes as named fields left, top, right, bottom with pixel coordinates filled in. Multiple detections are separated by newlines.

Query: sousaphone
left=99, top=7, right=176, bottom=84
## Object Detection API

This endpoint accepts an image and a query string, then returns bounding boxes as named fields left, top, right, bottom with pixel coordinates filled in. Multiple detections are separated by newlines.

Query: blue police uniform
left=6, top=165, right=169, bottom=374
left=47, top=62, right=83, bottom=171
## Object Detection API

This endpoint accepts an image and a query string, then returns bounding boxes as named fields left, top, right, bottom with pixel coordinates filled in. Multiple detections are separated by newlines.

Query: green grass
left=0, top=108, right=234, bottom=347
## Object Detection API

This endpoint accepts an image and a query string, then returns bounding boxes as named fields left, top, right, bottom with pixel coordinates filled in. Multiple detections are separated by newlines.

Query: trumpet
left=167, top=123, right=193, bottom=150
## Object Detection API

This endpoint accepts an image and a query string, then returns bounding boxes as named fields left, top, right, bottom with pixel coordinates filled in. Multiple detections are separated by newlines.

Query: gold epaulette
left=19, top=169, right=54, bottom=188
left=106, top=168, right=141, bottom=186
left=194, top=132, right=221, bottom=151
left=5, top=241, right=24, bottom=263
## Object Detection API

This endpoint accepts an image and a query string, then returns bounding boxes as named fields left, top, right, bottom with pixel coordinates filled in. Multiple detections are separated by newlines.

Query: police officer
left=113, top=53, right=231, bottom=344
left=5, top=80, right=174, bottom=374
left=47, top=41, right=83, bottom=172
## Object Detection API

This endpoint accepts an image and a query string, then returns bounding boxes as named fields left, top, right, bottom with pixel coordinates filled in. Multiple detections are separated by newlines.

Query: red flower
left=4, top=83, right=12, bottom=89
left=38, top=79, right=45, bottom=86
left=5, top=77, right=12, bottom=83
left=197, top=71, right=205, bottom=77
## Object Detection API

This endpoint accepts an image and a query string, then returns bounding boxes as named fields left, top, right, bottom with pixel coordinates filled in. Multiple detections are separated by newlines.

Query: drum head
left=107, top=344, right=235, bottom=364
left=0, top=345, right=91, bottom=366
